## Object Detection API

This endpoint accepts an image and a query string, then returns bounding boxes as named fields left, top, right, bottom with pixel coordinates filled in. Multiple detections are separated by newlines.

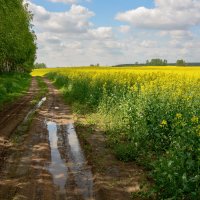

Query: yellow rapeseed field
left=32, top=66, right=200, bottom=199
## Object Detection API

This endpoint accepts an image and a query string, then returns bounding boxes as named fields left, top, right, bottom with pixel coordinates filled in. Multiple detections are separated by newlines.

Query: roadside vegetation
left=35, top=77, right=48, bottom=99
left=28, top=76, right=48, bottom=107
left=33, top=66, right=200, bottom=199
left=0, top=73, right=31, bottom=110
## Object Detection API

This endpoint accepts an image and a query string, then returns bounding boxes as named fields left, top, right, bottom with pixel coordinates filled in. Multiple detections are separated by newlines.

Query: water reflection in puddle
left=12, top=97, right=47, bottom=141
left=24, top=97, right=47, bottom=122
left=47, top=121, right=93, bottom=199
left=47, top=122, right=68, bottom=190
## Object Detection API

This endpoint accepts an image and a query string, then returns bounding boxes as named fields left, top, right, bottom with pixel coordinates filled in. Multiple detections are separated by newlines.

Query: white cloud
left=88, top=27, right=113, bottom=39
left=29, top=3, right=94, bottom=33
left=140, top=40, right=157, bottom=48
left=116, top=0, right=200, bottom=30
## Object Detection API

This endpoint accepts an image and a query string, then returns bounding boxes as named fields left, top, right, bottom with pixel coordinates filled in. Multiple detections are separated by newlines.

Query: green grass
left=0, top=73, right=31, bottom=110
left=30, top=76, right=48, bottom=105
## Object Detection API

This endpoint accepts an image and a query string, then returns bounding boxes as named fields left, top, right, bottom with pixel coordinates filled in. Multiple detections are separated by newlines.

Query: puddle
left=12, top=97, right=47, bottom=142
left=24, top=97, right=47, bottom=122
left=47, top=121, right=94, bottom=199
left=66, top=123, right=93, bottom=198
left=47, top=121, right=68, bottom=191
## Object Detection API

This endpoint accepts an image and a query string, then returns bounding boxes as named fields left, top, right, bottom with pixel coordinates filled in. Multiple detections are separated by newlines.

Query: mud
left=0, top=78, right=39, bottom=171
left=0, top=78, right=39, bottom=138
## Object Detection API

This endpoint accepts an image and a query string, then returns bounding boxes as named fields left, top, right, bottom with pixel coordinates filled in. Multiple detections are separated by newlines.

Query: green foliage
left=152, top=114, right=200, bottom=199
left=48, top=72, right=104, bottom=110
left=0, top=73, right=31, bottom=108
left=0, top=0, right=36, bottom=72
left=114, top=143, right=138, bottom=162
left=35, top=76, right=48, bottom=96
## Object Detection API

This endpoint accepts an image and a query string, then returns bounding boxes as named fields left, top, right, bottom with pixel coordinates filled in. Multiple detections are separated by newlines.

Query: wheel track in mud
left=0, top=78, right=39, bottom=138
left=0, top=95, right=35, bottom=134
left=0, top=77, right=39, bottom=172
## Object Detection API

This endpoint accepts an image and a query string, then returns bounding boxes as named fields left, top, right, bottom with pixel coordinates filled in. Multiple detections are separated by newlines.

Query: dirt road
left=0, top=78, right=94, bottom=200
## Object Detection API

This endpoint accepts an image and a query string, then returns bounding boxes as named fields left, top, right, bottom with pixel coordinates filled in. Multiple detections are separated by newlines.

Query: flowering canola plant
left=33, top=66, right=200, bottom=199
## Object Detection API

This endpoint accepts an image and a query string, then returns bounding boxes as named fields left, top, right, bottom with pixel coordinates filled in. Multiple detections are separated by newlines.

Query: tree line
left=115, top=59, right=189, bottom=67
left=145, top=59, right=187, bottom=66
left=0, top=0, right=36, bottom=73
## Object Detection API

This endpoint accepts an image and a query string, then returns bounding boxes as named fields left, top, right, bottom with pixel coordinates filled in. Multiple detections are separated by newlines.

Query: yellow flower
left=191, top=116, right=199, bottom=123
left=176, top=113, right=182, bottom=119
left=160, top=120, right=168, bottom=127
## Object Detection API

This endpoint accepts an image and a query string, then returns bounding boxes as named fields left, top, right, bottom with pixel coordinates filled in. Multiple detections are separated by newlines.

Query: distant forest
left=114, top=63, right=200, bottom=67
left=114, top=59, right=200, bottom=67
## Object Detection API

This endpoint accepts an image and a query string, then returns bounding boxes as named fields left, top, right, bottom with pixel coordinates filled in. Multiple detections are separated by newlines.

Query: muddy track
left=0, top=78, right=39, bottom=138
left=0, top=78, right=39, bottom=171
left=0, top=78, right=94, bottom=200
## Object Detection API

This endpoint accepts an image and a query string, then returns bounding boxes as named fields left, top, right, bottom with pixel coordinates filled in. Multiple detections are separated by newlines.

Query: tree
left=176, top=59, right=186, bottom=66
left=34, top=62, right=47, bottom=69
left=0, top=0, right=36, bottom=73
left=146, top=58, right=168, bottom=66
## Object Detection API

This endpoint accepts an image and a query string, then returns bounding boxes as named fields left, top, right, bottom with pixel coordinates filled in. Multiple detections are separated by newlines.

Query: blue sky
left=28, top=0, right=200, bottom=67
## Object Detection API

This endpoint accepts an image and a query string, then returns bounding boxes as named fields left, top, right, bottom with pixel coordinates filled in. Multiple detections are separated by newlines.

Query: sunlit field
left=33, top=66, right=200, bottom=199
left=32, top=66, right=200, bottom=76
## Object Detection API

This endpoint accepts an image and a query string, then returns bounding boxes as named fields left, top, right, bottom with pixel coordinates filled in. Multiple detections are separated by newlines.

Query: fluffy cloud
left=29, top=3, right=94, bottom=33
left=116, top=0, right=200, bottom=30
left=88, top=27, right=113, bottom=39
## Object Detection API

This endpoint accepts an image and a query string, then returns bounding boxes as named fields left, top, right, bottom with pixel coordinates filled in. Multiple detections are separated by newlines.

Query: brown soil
left=0, top=78, right=148, bottom=200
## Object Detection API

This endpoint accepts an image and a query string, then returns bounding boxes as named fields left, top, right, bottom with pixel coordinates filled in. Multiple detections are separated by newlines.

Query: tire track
left=0, top=78, right=39, bottom=138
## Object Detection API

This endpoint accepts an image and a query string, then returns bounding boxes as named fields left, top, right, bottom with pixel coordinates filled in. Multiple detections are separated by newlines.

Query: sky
left=27, top=0, right=200, bottom=67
